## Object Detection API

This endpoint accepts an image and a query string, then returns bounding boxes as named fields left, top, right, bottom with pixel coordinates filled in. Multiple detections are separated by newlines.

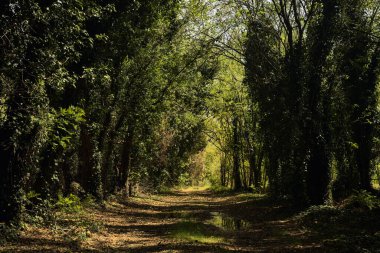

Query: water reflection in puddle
left=208, top=212, right=251, bottom=231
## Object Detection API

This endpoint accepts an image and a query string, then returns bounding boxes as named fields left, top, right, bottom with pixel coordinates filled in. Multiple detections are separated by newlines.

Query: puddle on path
left=162, top=210, right=251, bottom=231
left=208, top=212, right=251, bottom=231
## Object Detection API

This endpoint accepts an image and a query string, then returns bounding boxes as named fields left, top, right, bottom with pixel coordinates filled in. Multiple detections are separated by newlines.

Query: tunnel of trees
left=0, top=0, right=380, bottom=224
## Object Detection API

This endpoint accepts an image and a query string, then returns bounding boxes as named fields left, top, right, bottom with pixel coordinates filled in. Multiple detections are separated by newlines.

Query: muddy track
left=1, top=190, right=322, bottom=253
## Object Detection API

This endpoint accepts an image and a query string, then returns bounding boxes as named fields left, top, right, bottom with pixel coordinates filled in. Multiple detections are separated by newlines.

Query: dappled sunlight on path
left=1, top=189, right=322, bottom=253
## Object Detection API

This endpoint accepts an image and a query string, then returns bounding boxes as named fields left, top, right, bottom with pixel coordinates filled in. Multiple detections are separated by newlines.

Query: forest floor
left=1, top=188, right=380, bottom=253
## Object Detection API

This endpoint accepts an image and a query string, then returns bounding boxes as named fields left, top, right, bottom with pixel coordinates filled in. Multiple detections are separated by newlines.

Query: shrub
left=344, top=190, right=380, bottom=210
left=22, top=191, right=56, bottom=227
left=56, top=194, right=82, bottom=213
left=0, top=223, right=20, bottom=243
left=296, top=205, right=341, bottom=228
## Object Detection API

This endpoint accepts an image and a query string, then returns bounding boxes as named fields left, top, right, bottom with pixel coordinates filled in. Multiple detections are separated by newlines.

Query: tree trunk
left=254, top=148, right=263, bottom=189
left=78, top=126, right=93, bottom=192
left=232, top=117, right=242, bottom=190
left=118, top=128, right=134, bottom=194
left=77, top=126, right=103, bottom=200
left=101, top=113, right=126, bottom=194
left=248, top=151, right=255, bottom=187
left=268, top=152, right=279, bottom=196
left=220, top=154, right=226, bottom=187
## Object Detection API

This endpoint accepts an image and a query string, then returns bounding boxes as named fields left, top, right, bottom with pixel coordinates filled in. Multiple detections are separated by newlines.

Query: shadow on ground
left=0, top=190, right=325, bottom=253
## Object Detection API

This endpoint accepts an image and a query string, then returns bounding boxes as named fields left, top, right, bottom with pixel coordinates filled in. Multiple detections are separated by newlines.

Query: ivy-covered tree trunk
left=339, top=1, right=379, bottom=193
left=352, top=44, right=379, bottom=191
left=0, top=82, right=38, bottom=222
left=0, top=127, right=23, bottom=223
left=304, top=0, right=338, bottom=205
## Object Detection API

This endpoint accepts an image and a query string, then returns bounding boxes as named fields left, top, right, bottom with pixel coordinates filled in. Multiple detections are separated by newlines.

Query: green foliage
left=50, top=107, right=85, bottom=151
left=22, top=191, right=57, bottom=227
left=18, top=191, right=103, bottom=248
left=344, top=190, right=380, bottom=210
left=296, top=198, right=380, bottom=252
left=158, top=185, right=173, bottom=194
left=297, top=193, right=380, bottom=231
left=178, top=172, right=192, bottom=187
left=296, top=205, right=342, bottom=229
left=58, top=217, right=104, bottom=246
left=242, top=0, right=380, bottom=204
left=208, top=185, right=233, bottom=194
left=0, top=223, right=20, bottom=243
left=56, top=194, right=83, bottom=213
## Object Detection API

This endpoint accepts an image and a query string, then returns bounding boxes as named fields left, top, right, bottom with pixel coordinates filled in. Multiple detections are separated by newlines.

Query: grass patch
left=207, top=185, right=234, bottom=194
left=235, top=192, right=266, bottom=201
left=132, top=195, right=162, bottom=203
left=179, top=185, right=210, bottom=192
left=170, top=221, right=223, bottom=244
left=207, top=185, right=267, bottom=198
left=157, top=185, right=173, bottom=194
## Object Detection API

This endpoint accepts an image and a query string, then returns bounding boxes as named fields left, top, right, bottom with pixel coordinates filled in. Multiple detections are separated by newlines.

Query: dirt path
left=1, top=190, right=322, bottom=253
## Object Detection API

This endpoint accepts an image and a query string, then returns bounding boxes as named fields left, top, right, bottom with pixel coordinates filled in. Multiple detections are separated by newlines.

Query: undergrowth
left=0, top=192, right=104, bottom=246
left=207, top=185, right=234, bottom=194
left=0, top=223, right=20, bottom=244
left=296, top=190, right=380, bottom=253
